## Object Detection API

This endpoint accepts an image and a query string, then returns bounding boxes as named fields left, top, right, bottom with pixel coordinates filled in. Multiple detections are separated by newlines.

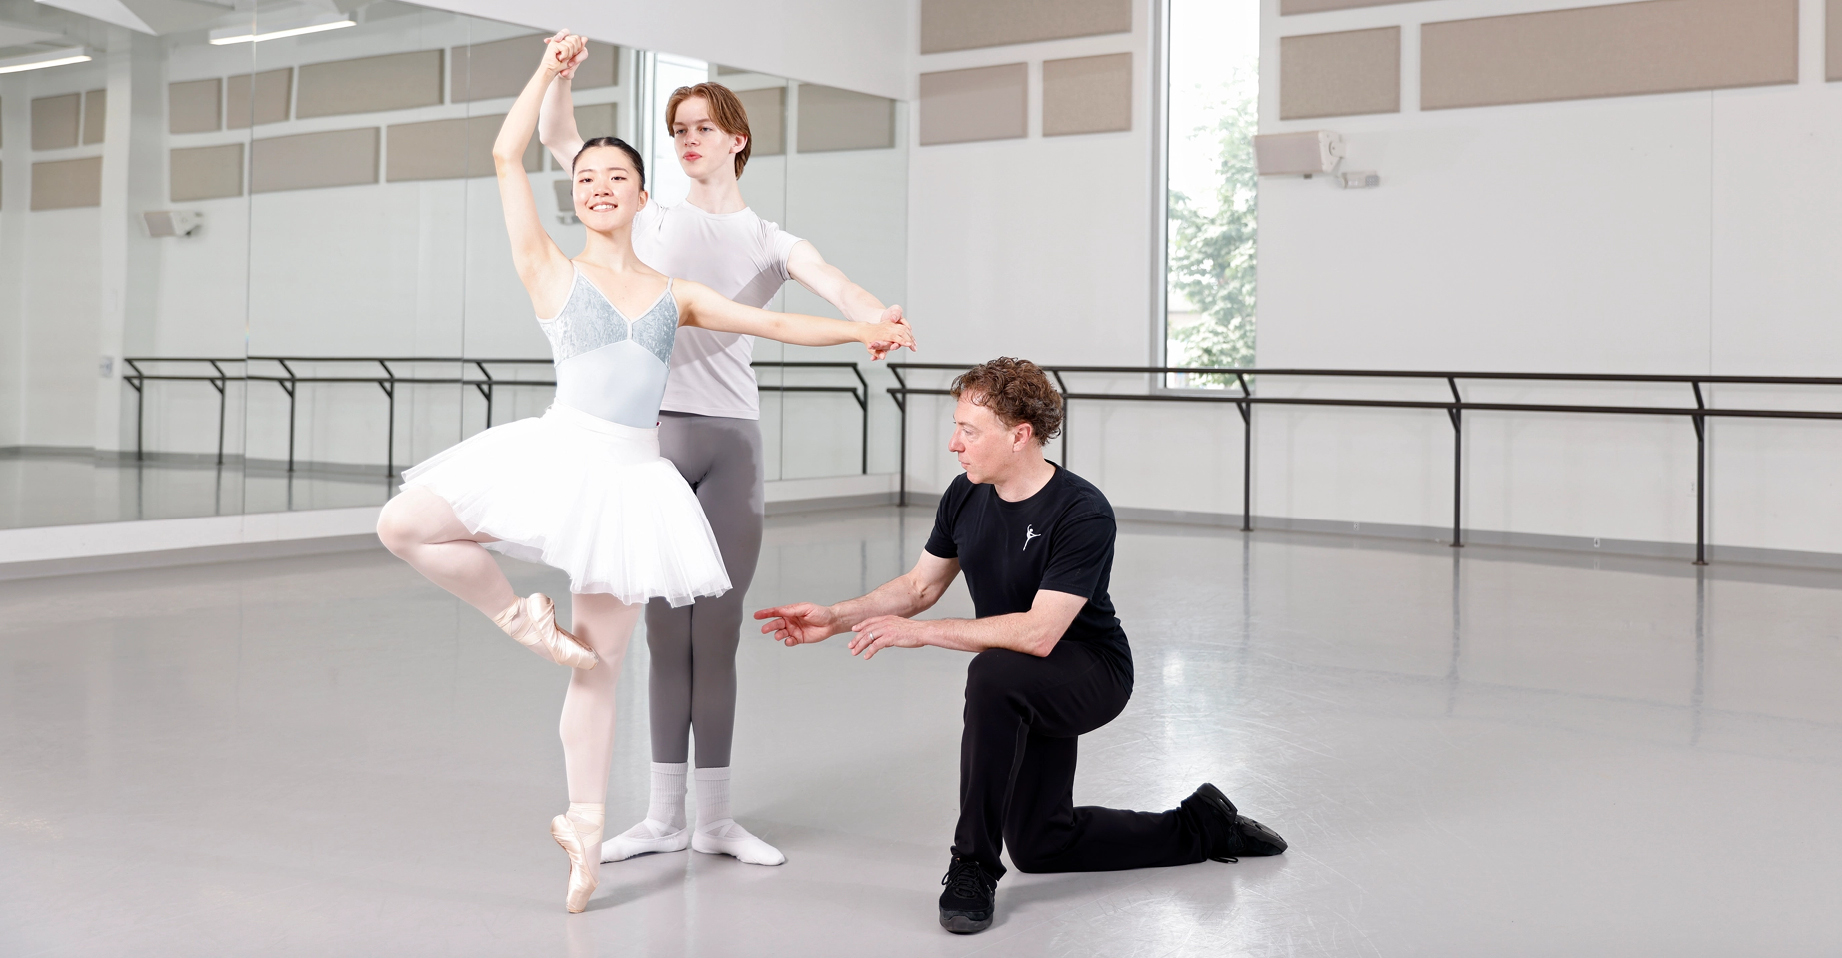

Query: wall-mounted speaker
left=143, top=210, right=204, bottom=237
left=1253, top=130, right=1343, bottom=177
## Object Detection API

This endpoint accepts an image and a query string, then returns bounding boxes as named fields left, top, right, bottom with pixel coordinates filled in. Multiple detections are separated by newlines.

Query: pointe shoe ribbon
left=552, top=814, right=602, bottom=913
left=494, top=594, right=597, bottom=670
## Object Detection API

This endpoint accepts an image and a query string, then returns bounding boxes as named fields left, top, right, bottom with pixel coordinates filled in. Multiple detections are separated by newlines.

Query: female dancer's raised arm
left=494, top=33, right=585, bottom=317
left=675, top=284, right=916, bottom=357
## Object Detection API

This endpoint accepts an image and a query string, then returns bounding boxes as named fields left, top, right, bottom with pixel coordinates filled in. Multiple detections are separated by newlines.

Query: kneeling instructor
left=756, top=358, right=1287, bottom=935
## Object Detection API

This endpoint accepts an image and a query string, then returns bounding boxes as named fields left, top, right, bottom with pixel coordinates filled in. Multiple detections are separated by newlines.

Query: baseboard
left=764, top=473, right=900, bottom=515
left=0, top=533, right=384, bottom=582
left=0, top=506, right=384, bottom=581
left=1112, top=507, right=1842, bottom=571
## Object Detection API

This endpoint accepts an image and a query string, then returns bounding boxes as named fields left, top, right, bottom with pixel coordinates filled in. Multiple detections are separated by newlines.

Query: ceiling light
left=209, top=13, right=355, bottom=45
left=0, top=46, right=92, bottom=75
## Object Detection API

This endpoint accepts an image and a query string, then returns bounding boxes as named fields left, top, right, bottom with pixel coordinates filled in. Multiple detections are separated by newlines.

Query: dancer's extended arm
left=786, top=242, right=902, bottom=327
left=495, top=34, right=585, bottom=316
left=675, top=281, right=915, bottom=355
left=754, top=554, right=1085, bottom=660
left=537, top=30, right=588, bottom=170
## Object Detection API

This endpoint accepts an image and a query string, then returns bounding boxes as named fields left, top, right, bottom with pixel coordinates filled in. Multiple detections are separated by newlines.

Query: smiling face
left=948, top=395, right=1035, bottom=486
left=572, top=145, right=646, bottom=232
left=670, top=95, right=746, bottom=180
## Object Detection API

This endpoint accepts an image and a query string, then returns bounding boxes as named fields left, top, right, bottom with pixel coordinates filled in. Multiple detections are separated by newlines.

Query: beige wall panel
left=170, top=143, right=244, bottom=202
left=546, top=104, right=622, bottom=171
left=1042, top=52, right=1132, bottom=136
left=798, top=84, right=895, bottom=152
left=1422, top=0, right=1798, bottom=111
left=31, top=157, right=102, bottom=210
left=168, top=78, right=221, bottom=134
left=452, top=35, right=617, bottom=100
left=920, top=63, right=1027, bottom=145
left=1281, top=0, right=1423, bottom=13
left=227, top=69, right=292, bottom=129
left=1281, top=27, right=1401, bottom=120
left=297, top=51, right=443, bottom=119
left=921, top=0, right=1131, bottom=54
left=252, top=128, right=379, bottom=193
left=451, top=33, right=545, bottom=102
left=81, top=90, right=105, bottom=145
left=574, top=102, right=618, bottom=140
left=1829, top=0, right=1842, bottom=80
left=386, top=115, right=540, bottom=181
left=31, top=94, right=80, bottom=149
left=575, top=42, right=619, bottom=90
left=736, top=87, right=784, bottom=155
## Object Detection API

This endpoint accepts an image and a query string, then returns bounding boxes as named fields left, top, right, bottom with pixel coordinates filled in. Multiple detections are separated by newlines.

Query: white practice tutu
left=400, top=403, right=730, bottom=606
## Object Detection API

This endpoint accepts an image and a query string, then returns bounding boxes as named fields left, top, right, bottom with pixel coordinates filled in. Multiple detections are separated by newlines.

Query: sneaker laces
left=941, top=858, right=992, bottom=901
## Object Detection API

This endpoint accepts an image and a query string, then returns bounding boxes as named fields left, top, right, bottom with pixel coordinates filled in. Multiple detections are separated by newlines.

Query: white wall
left=900, top=1, right=1169, bottom=502
left=1253, top=0, right=1842, bottom=555
left=417, top=0, right=911, bottom=100
left=898, top=0, right=1842, bottom=560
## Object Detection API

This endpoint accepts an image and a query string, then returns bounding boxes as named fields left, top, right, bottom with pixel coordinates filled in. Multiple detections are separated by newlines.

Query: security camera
left=143, top=210, right=204, bottom=237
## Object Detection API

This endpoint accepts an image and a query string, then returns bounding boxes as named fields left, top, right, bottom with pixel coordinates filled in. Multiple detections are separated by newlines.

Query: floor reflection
left=2, top=507, right=1839, bottom=956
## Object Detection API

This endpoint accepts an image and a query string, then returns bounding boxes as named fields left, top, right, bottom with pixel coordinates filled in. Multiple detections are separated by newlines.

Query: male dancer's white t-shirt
left=631, top=201, right=802, bottom=421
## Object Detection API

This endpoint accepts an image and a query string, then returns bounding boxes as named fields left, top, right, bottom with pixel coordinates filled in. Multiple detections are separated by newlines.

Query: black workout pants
left=953, top=642, right=1210, bottom=879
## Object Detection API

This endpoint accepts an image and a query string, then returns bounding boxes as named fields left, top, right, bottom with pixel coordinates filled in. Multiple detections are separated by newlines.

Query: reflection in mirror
left=773, top=79, right=906, bottom=481
left=0, top=2, right=253, bottom=528
left=0, top=0, right=909, bottom=538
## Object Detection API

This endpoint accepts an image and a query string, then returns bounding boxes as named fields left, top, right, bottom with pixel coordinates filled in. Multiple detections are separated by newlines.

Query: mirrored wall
left=0, top=0, right=906, bottom=531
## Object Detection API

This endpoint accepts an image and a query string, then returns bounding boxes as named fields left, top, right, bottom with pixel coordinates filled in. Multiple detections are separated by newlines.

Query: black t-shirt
left=924, top=464, right=1132, bottom=682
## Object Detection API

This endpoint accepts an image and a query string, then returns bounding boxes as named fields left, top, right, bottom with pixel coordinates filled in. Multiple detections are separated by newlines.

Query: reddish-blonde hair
left=665, top=82, right=754, bottom=177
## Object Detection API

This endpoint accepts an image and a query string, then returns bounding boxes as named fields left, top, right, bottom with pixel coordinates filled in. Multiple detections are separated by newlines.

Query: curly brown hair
left=949, top=358, right=1065, bottom=446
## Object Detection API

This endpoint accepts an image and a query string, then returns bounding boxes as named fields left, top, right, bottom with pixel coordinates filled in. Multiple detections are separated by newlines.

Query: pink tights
left=378, top=487, right=639, bottom=804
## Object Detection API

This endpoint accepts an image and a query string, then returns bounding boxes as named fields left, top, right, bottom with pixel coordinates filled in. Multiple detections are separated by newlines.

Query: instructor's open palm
left=755, top=603, right=842, bottom=646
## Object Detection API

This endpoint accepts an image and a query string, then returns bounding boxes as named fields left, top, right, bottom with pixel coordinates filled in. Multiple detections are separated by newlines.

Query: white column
left=0, top=76, right=31, bottom=448
left=93, top=28, right=168, bottom=454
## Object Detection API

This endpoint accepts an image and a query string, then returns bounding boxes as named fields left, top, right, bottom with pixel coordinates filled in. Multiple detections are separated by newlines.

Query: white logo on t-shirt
left=1023, top=524, right=1042, bottom=552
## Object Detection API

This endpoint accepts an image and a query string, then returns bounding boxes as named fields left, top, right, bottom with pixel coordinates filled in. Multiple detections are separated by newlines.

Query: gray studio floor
left=4, top=505, right=1841, bottom=956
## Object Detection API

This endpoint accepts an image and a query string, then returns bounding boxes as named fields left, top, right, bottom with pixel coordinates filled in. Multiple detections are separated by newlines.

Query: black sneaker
left=938, top=855, right=998, bottom=934
left=1190, top=783, right=1287, bottom=862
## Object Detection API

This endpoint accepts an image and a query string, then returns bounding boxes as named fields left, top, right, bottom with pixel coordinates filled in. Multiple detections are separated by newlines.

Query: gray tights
left=647, top=411, right=764, bottom=768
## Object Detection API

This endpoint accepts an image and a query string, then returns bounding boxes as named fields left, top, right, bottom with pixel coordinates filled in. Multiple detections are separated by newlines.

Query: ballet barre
left=123, top=357, right=874, bottom=480
left=890, top=363, right=1842, bottom=566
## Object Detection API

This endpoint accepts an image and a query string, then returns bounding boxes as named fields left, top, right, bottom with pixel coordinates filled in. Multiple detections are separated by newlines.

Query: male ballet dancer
left=756, top=358, right=1286, bottom=934
left=539, top=35, right=905, bottom=866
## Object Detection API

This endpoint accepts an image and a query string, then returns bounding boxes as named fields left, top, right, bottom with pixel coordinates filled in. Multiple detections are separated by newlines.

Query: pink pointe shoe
left=552, top=812, right=602, bottom=913
left=493, top=594, right=597, bottom=669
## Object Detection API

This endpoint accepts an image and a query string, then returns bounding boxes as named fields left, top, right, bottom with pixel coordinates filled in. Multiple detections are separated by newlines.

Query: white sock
left=600, top=764, right=691, bottom=863
left=694, top=766, right=733, bottom=829
left=645, top=761, right=688, bottom=832
left=691, top=766, right=785, bottom=865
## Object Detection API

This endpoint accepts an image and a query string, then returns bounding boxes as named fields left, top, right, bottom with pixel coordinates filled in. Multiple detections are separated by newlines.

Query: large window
left=1164, top=0, right=1260, bottom=383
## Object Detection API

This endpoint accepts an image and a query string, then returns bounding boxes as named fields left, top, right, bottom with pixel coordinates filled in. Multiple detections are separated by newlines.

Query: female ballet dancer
left=374, top=33, right=914, bottom=914
left=536, top=33, right=905, bottom=867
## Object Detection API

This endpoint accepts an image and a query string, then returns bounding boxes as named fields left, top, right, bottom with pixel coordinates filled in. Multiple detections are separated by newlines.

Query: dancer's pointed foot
left=495, top=594, right=596, bottom=669
left=552, top=805, right=603, bottom=913
left=692, top=819, right=785, bottom=865
left=600, top=818, right=690, bottom=862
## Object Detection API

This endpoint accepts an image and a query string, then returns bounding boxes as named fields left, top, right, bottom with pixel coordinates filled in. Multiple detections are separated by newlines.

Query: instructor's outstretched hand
left=755, top=603, right=845, bottom=647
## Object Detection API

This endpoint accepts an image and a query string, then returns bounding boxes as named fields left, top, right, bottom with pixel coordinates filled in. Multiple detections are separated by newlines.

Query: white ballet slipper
left=692, top=819, right=785, bottom=866
left=600, top=819, right=690, bottom=862
left=494, top=594, right=596, bottom=670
